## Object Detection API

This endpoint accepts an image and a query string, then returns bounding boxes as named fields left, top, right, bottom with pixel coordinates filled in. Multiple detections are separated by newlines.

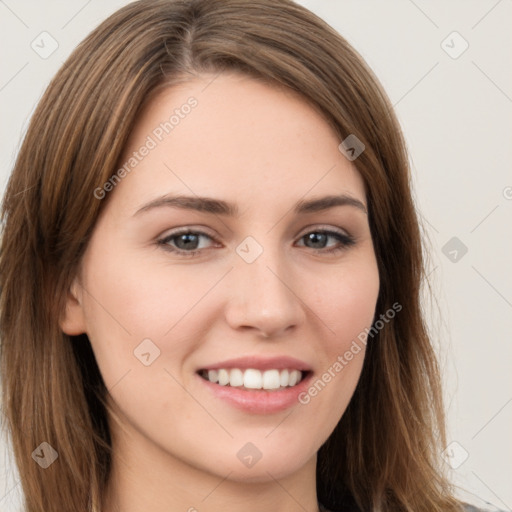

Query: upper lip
left=198, top=356, right=312, bottom=372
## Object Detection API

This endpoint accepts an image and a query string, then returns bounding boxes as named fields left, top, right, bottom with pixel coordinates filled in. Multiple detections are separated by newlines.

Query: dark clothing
left=319, top=501, right=500, bottom=512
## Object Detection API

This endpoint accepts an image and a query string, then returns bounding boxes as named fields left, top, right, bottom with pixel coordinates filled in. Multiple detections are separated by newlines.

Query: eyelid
left=295, top=223, right=352, bottom=239
left=158, top=224, right=218, bottom=239
left=158, top=224, right=222, bottom=249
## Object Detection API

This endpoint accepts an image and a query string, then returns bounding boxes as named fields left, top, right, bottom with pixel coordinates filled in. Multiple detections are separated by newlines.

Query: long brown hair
left=1, top=1, right=461, bottom=511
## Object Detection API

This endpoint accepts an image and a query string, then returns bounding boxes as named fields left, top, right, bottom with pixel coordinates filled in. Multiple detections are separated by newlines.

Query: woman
left=0, top=1, right=486, bottom=511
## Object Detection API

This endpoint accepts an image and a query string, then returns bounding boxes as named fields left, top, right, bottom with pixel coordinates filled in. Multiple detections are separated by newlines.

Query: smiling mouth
left=198, top=368, right=308, bottom=391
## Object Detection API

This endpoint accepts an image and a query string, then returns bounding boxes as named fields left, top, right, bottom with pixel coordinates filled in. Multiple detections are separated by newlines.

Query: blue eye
left=158, top=230, right=216, bottom=256
left=157, top=228, right=355, bottom=257
left=297, top=230, right=355, bottom=253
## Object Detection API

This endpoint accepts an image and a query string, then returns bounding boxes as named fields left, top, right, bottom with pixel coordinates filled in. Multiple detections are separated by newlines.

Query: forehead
left=111, top=73, right=366, bottom=216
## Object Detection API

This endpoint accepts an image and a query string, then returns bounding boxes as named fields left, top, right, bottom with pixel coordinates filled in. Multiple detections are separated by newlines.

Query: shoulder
left=463, top=504, right=506, bottom=512
left=460, top=492, right=508, bottom=512
left=319, top=502, right=505, bottom=512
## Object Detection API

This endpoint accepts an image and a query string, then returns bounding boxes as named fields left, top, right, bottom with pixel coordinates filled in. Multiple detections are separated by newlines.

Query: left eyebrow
left=133, top=193, right=367, bottom=217
left=294, top=194, right=367, bottom=215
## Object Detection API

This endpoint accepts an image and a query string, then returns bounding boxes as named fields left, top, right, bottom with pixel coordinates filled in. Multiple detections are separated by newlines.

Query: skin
left=61, top=73, right=380, bottom=512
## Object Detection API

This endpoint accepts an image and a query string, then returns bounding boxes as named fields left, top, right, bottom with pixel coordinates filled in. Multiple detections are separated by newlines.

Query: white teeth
left=243, top=369, right=262, bottom=389
left=202, top=368, right=305, bottom=390
left=289, top=369, right=301, bottom=386
left=262, top=369, right=281, bottom=390
left=218, top=369, right=230, bottom=386
left=229, top=368, right=244, bottom=387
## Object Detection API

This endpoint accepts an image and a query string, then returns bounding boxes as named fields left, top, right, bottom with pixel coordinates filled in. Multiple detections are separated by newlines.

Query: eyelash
left=157, top=227, right=356, bottom=258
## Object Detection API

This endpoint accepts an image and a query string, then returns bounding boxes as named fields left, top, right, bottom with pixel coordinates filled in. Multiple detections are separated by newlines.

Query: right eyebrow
left=134, top=195, right=239, bottom=217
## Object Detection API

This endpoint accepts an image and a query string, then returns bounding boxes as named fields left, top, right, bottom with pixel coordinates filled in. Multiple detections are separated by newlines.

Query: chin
left=206, top=445, right=315, bottom=483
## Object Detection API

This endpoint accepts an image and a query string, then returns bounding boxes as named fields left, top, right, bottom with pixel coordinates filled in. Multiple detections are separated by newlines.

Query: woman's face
left=62, top=73, right=379, bottom=483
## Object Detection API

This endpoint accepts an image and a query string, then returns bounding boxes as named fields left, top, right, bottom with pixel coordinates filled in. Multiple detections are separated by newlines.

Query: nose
left=224, top=247, right=306, bottom=339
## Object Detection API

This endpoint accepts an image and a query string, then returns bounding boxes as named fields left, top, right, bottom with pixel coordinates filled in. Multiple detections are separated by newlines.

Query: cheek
left=79, top=242, right=236, bottom=397
left=82, top=247, right=221, bottom=341
left=308, top=256, right=380, bottom=350
left=292, top=251, right=379, bottom=394
left=288, top=258, right=379, bottom=461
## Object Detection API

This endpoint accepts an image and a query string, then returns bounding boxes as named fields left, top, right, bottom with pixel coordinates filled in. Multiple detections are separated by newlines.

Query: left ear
left=59, top=278, right=87, bottom=335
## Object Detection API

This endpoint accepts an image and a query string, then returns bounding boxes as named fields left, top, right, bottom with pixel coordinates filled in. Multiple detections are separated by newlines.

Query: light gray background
left=0, top=1, right=511, bottom=510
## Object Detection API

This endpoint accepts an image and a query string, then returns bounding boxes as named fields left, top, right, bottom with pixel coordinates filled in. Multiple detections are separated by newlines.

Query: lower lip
left=197, top=372, right=313, bottom=414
